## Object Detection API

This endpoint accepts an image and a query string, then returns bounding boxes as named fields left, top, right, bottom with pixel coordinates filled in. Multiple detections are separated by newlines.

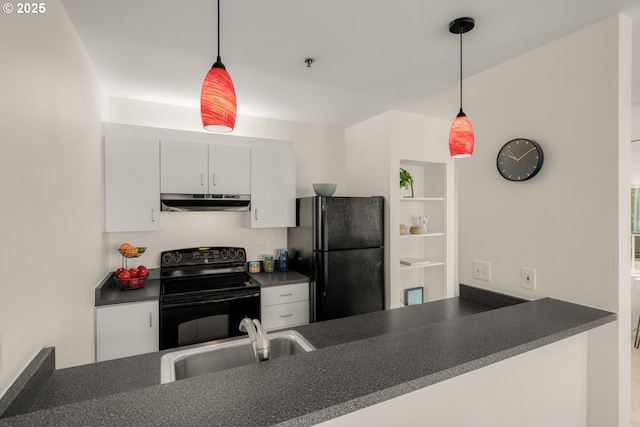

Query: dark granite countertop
left=95, top=269, right=161, bottom=307
left=0, top=287, right=615, bottom=426
left=249, top=270, right=309, bottom=287
left=95, top=269, right=307, bottom=306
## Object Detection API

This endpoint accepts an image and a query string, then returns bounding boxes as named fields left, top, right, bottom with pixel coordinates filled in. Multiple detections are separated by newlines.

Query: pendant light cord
left=217, top=0, right=221, bottom=60
left=459, top=30, right=463, bottom=112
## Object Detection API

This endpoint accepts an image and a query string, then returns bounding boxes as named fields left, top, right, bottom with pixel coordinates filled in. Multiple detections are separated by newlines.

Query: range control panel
left=161, top=247, right=246, bottom=267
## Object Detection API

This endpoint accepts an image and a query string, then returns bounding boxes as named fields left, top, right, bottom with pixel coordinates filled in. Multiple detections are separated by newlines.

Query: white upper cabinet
left=208, top=144, right=250, bottom=194
left=104, top=134, right=160, bottom=232
left=160, top=140, right=208, bottom=194
left=245, top=147, right=296, bottom=228
left=160, top=140, right=250, bottom=195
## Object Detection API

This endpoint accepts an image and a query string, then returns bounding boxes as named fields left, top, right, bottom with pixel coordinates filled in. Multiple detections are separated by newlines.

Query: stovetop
left=160, top=246, right=258, bottom=301
left=161, top=272, right=258, bottom=298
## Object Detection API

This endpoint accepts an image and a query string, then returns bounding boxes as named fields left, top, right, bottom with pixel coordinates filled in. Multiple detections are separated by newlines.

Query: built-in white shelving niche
left=397, top=160, right=448, bottom=305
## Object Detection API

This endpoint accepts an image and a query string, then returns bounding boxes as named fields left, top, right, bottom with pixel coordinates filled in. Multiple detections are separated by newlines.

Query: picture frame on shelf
left=400, top=181, right=414, bottom=198
left=400, top=168, right=414, bottom=198
left=404, top=287, right=424, bottom=305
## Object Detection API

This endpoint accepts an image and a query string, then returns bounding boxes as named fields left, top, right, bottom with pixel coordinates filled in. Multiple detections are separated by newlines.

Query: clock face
left=496, top=139, right=544, bottom=181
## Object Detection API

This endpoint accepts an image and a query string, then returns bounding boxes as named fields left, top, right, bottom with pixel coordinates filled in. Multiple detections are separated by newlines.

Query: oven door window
left=160, top=295, right=260, bottom=350
left=178, top=314, right=229, bottom=347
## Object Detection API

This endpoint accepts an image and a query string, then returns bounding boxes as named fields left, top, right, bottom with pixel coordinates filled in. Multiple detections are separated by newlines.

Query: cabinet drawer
left=261, top=282, right=309, bottom=307
left=261, top=301, right=309, bottom=331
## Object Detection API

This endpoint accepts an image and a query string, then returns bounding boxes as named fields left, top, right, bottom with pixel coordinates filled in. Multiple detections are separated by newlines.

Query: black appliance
left=288, top=196, right=384, bottom=322
left=159, top=247, right=260, bottom=350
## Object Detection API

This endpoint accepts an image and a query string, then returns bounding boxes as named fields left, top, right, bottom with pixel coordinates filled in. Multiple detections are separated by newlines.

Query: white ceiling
left=60, top=0, right=640, bottom=129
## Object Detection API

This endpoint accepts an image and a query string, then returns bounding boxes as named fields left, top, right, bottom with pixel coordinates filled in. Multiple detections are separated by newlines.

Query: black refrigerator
left=288, top=196, right=384, bottom=322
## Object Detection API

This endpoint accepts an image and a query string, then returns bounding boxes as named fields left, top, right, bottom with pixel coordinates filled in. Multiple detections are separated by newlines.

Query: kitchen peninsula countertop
left=1, top=286, right=615, bottom=427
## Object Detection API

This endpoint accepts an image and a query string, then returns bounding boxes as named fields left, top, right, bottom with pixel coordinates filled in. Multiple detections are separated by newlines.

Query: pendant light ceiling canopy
left=448, top=17, right=475, bottom=158
left=200, top=0, right=237, bottom=133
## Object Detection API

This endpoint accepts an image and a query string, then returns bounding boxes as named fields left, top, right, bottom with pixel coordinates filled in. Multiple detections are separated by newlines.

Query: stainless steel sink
left=160, top=330, right=315, bottom=383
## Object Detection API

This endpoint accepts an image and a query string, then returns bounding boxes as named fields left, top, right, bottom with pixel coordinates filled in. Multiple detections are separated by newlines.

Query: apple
left=137, top=266, right=149, bottom=277
left=116, top=268, right=126, bottom=276
left=128, top=279, right=140, bottom=287
left=117, top=271, right=131, bottom=280
left=128, top=268, right=139, bottom=278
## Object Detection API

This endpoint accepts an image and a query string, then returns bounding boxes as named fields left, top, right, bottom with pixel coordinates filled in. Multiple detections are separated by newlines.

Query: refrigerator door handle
left=322, top=252, right=329, bottom=297
left=320, top=198, right=329, bottom=252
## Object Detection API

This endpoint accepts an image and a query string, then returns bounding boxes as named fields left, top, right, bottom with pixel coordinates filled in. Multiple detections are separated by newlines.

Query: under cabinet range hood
left=160, top=194, right=250, bottom=212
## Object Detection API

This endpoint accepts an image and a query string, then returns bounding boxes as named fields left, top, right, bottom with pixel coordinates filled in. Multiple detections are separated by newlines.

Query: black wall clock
left=496, top=138, right=544, bottom=181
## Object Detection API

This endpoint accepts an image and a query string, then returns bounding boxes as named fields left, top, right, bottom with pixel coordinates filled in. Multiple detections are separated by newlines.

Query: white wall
left=317, top=333, right=587, bottom=427
left=453, top=15, right=630, bottom=426
left=0, top=0, right=108, bottom=396
left=105, top=99, right=346, bottom=269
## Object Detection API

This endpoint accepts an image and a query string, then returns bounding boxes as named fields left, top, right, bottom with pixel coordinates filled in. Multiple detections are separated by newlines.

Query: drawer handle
left=279, top=293, right=293, bottom=297
left=279, top=313, right=293, bottom=318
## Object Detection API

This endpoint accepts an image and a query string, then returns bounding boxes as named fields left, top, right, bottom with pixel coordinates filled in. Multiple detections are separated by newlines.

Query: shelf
left=396, top=159, right=450, bottom=306
left=400, top=262, right=444, bottom=270
left=400, top=197, right=445, bottom=202
left=400, top=232, right=444, bottom=238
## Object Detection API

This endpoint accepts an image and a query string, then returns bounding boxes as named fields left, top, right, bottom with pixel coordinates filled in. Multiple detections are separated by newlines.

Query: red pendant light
left=201, top=0, right=236, bottom=132
left=448, top=17, right=475, bottom=158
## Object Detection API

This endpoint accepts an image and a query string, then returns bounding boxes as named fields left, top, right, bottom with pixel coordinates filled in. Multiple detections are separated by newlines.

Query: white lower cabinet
left=261, top=282, right=309, bottom=331
left=96, top=300, right=159, bottom=362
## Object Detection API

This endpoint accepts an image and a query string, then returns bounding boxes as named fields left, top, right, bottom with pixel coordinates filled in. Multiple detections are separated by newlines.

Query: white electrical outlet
left=472, top=260, right=492, bottom=281
left=521, top=267, right=536, bottom=290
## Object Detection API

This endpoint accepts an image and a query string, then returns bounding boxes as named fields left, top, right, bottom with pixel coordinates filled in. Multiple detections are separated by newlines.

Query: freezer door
left=315, top=247, right=384, bottom=322
left=316, top=196, right=384, bottom=251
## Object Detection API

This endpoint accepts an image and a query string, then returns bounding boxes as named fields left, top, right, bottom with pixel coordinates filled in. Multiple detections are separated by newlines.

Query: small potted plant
left=400, top=168, right=414, bottom=198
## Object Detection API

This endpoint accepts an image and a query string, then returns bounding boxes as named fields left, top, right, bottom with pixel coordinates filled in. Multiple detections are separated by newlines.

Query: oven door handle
left=162, top=292, right=260, bottom=308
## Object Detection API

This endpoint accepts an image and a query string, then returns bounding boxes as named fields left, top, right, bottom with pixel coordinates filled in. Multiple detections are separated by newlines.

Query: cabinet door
left=96, top=301, right=159, bottom=362
left=209, top=144, right=250, bottom=194
left=104, top=134, right=160, bottom=232
left=160, top=139, right=208, bottom=194
left=245, top=147, right=296, bottom=228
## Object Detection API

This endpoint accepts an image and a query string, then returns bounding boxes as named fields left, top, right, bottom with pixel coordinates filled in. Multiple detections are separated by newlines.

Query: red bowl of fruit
left=115, top=266, right=150, bottom=290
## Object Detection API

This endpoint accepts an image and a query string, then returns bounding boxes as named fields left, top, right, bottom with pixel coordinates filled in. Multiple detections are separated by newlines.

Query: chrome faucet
left=239, top=318, right=271, bottom=362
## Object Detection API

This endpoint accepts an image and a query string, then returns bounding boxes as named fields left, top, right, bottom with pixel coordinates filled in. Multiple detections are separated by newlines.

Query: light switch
left=472, top=260, right=491, bottom=281
left=521, top=267, right=536, bottom=290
